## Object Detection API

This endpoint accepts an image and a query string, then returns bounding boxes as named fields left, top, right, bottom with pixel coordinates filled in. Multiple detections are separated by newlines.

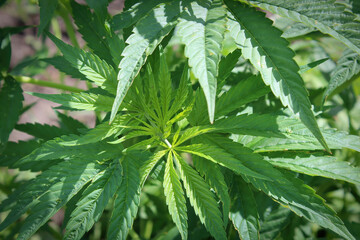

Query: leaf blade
left=177, top=0, right=227, bottom=123
left=225, top=0, right=329, bottom=151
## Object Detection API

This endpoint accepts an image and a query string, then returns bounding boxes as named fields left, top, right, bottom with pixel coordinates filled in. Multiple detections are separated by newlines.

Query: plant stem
left=13, top=75, right=83, bottom=93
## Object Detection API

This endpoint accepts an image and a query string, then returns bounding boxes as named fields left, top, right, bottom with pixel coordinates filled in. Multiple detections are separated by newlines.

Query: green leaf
left=225, top=0, right=329, bottom=152
left=193, top=156, right=230, bottom=226
left=323, top=48, right=360, bottom=102
left=71, top=1, right=120, bottom=67
left=110, top=0, right=187, bottom=122
left=0, top=159, right=104, bottom=234
left=111, top=0, right=169, bottom=31
left=15, top=122, right=70, bottom=140
left=0, top=76, right=23, bottom=151
left=164, top=152, right=188, bottom=240
left=16, top=160, right=106, bottom=240
left=215, top=75, right=270, bottom=118
left=173, top=152, right=226, bottom=240
left=177, top=0, right=227, bottom=123
left=259, top=206, right=292, bottom=240
left=139, top=150, right=168, bottom=186
left=167, top=64, right=190, bottom=120
left=173, top=125, right=217, bottom=147
left=264, top=154, right=360, bottom=185
left=47, top=32, right=117, bottom=94
left=38, top=0, right=58, bottom=35
left=15, top=134, right=122, bottom=168
left=158, top=49, right=172, bottom=120
left=0, top=140, right=41, bottom=169
left=215, top=113, right=360, bottom=152
left=241, top=0, right=360, bottom=55
left=85, top=0, right=108, bottom=21
left=218, top=49, right=242, bottom=83
left=75, top=114, right=132, bottom=145
left=42, top=56, right=87, bottom=80
left=299, top=58, right=329, bottom=74
left=229, top=176, right=260, bottom=240
left=28, top=88, right=114, bottom=112
left=281, top=22, right=316, bottom=39
left=176, top=142, right=271, bottom=181
left=56, top=111, right=87, bottom=134
left=212, top=137, right=354, bottom=240
left=107, top=155, right=141, bottom=240
left=64, top=160, right=123, bottom=240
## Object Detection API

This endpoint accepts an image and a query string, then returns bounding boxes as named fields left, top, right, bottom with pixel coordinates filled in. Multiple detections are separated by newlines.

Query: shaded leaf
left=0, top=76, right=23, bottom=151
left=64, top=160, right=122, bottom=240
left=229, top=176, right=260, bottom=240
left=15, top=122, right=71, bottom=140
left=323, top=48, right=360, bottom=102
left=38, top=0, right=58, bottom=35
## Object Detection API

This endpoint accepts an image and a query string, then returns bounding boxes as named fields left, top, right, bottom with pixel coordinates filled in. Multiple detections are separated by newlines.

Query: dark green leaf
left=38, top=0, right=58, bottom=35
left=323, top=48, right=360, bottom=102
left=229, top=176, right=260, bottom=240
left=107, top=155, right=141, bottom=240
left=64, top=160, right=122, bottom=240
left=0, top=76, right=23, bottom=151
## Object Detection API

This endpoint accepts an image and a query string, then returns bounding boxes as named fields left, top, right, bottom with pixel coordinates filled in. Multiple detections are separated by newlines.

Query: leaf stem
left=13, top=75, right=83, bottom=93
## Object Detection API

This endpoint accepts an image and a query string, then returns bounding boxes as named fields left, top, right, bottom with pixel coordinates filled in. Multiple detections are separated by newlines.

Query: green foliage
left=1, top=0, right=360, bottom=239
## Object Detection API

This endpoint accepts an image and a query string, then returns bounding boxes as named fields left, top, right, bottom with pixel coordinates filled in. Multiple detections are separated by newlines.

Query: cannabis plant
left=1, top=0, right=360, bottom=239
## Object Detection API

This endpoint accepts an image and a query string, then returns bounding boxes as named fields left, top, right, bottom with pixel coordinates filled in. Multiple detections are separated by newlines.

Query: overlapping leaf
left=107, top=156, right=141, bottom=240
left=174, top=152, right=226, bottom=240
left=0, top=159, right=104, bottom=235
left=193, top=156, right=230, bottom=225
left=47, top=33, right=117, bottom=94
left=259, top=206, right=292, bottom=240
left=240, top=0, right=360, bottom=55
left=215, top=113, right=360, bottom=151
left=225, top=0, right=329, bottom=152
left=15, top=122, right=71, bottom=140
left=229, top=176, right=260, bottom=240
left=323, top=48, right=360, bottom=102
left=71, top=1, right=122, bottom=66
left=163, top=152, right=188, bottom=240
left=29, top=89, right=114, bottom=112
left=110, top=0, right=188, bottom=122
left=14, top=134, right=122, bottom=169
left=65, top=160, right=122, bottom=240
left=176, top=0, right=227, bottom=123
left=264, top=154, right=360, bottom=185
left=212, top=136, right=354, bottom=240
